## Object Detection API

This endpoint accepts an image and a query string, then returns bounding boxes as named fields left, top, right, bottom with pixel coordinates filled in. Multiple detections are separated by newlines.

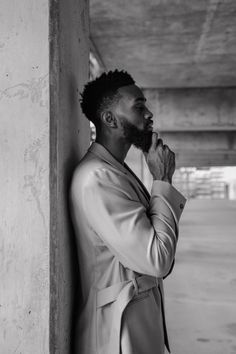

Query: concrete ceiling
left=90, top=0, right=236, bottom=88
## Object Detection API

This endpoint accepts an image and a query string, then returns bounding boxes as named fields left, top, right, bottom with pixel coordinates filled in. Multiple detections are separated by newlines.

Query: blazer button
left=180, top=203, right=184, bottom=210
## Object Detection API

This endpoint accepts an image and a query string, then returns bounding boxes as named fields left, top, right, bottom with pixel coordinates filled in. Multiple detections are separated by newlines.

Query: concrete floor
left=164, top=199, right=236, bottom=354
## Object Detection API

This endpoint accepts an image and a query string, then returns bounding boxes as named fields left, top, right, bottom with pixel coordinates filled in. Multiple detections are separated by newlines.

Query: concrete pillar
left=50, top=0, right=90, bottom=352
left=0, top=0, right=90, bottom=353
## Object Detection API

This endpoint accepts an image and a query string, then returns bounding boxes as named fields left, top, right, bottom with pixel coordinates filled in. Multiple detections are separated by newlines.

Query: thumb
left=150, top=132, right=158, bottom=150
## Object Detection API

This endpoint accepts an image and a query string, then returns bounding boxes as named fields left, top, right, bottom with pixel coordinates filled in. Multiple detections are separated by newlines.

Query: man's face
left=112, top=85, right=154, bottom=152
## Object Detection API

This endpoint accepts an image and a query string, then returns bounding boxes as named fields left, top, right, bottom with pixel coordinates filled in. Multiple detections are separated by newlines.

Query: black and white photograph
left=1, top=1, right=236, bottom=353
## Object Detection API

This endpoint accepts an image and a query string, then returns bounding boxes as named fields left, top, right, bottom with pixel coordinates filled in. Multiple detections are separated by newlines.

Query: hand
left=144, top=132, right=175, bottom=183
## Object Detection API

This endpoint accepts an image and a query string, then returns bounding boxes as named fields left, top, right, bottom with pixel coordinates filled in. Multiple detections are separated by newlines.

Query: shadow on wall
left=64, top=151, right=82, bottom=354
left=65, top=74, right=90, bottom=354
left=50, top=72, right=89, bottom=354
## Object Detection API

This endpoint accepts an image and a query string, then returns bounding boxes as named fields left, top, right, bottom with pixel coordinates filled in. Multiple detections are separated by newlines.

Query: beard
left=120, top=118, right=153, bottom=153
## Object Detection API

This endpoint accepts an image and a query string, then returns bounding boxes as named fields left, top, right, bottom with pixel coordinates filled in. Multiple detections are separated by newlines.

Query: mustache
left=145, top=119, right=153, bottom=129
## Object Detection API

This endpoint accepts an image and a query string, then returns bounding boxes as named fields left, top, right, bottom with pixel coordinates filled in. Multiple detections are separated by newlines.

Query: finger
left=171, top=152, right=176, bottom=165
left=168, top=151, right=175, bottom=161
left=157, top=138, right=163, bottom=148
left=150, top=132, right=158, bottom=149
left=163, top=144, right=169, bottom=151
left=173, top=156, right=176, bottom=169
left=167, top=147, right=175, bottom=157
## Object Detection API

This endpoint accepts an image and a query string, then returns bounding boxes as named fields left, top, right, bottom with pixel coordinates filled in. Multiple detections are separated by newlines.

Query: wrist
left=153, top=176, right=172, bottom=184
left=162, top=177, right=172, bottom=184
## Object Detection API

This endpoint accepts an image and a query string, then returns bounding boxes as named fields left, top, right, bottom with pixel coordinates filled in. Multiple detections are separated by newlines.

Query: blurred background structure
left=0, top=1, right=236, bottom=353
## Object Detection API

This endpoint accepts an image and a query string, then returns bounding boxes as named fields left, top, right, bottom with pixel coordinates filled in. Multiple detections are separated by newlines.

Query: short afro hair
left=80, top=70, right=135, bottom=128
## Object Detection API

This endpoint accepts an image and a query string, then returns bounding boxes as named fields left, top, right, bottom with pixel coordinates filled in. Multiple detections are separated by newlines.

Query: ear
left=101, top=111, right=117, bottom=128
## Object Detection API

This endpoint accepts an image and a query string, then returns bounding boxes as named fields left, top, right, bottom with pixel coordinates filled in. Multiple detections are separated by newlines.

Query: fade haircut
left=80, top=70, right=135, bottom=129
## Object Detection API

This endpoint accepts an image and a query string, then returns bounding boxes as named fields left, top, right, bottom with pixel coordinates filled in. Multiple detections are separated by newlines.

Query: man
left=70, top=70, right=186, bottom=354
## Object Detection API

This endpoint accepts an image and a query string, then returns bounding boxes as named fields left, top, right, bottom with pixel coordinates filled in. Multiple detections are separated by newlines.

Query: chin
left=132, top=132, right=152, bottom=153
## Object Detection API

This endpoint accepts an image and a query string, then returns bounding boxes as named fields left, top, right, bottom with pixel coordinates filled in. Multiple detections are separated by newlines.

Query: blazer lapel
left=123, top=162, right=150, bottom=201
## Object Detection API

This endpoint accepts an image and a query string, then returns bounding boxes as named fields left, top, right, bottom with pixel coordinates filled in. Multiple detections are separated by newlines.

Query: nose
left=144, top=108, right=153, bottom=120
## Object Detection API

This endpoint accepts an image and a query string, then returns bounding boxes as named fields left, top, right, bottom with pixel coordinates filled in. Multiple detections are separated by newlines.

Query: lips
left=146, top=120, right=153, bottom=130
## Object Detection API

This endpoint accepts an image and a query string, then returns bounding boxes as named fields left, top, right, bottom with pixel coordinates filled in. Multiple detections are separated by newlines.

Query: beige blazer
left=70, top=142, right=186, bottom=354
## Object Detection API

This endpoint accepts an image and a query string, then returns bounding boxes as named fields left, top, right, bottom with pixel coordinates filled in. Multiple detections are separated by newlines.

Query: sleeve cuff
left=151, top=180, right=187, bottom=222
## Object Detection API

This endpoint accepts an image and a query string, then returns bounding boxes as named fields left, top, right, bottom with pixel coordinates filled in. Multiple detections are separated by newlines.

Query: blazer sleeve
left=76, top=167, right=186, bottom=278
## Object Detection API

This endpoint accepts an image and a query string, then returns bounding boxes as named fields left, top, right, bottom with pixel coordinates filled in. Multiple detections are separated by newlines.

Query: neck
left=95, top=135, right=131, bottom=165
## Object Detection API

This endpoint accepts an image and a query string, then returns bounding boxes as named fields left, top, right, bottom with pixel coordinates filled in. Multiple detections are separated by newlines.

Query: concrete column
left=50, top=0, right=90, bottom=352
left=0, top=0, right=90, bottom=353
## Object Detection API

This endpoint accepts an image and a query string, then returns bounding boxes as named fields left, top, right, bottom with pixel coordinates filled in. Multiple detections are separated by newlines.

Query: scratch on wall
left=0, top=73, right=49, bottom=108
left=23, top=131, right=48, bottom=235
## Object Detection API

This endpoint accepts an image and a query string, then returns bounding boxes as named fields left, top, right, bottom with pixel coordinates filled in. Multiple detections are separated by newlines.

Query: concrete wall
left=50, top=0, right=90, bottom=352
left=0, top=0, right=90, bottom=353
left=0, top=0, right=50, bottom=352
